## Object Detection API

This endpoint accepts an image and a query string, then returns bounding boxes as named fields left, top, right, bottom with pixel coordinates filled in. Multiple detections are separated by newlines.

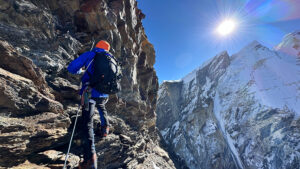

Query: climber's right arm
left=67, top=51, right=94, bottom=74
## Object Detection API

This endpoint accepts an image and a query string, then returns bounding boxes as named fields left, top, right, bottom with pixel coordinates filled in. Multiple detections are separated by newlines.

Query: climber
left=67, top=40, right=113, bottom=169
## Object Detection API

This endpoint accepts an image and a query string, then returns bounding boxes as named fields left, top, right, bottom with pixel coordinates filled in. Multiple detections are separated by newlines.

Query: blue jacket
left=67, top=48, right=110, bottom=98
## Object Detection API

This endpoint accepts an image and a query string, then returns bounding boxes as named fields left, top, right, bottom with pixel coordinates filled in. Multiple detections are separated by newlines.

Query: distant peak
left=217, top=51, right=229, bottom=56
left=181, top=50, right=230, bottom=84
left=240, top=40, right=266, bottom=52
left=291, top=30, right=300, bottom=35
left=275, top=30, right=300, bottom=57
left=214, top=51, right=230, bottom=63
left=247, top=40, right=261, bottom=48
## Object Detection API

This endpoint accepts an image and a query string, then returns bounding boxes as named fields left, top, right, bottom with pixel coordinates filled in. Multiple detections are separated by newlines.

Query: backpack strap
left=84, top=59, right=94, bottom=77
left=82, top=51, right=105, bottom=80
left=79, top=57, right=93, bottom=89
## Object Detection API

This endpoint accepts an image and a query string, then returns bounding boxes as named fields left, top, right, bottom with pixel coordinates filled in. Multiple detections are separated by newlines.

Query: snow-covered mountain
left=157, top=34, right=300, bottom=169
left=275, top=31, right=300, bottom=58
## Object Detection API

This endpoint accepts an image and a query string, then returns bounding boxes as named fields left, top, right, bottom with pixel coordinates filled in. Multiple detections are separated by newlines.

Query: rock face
left=0, top=0, right=174, bottom=168
left=157, top=39, right=300, bottom=169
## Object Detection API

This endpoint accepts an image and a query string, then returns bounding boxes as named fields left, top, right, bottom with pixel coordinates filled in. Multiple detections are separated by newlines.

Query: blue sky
left=137, top=0, right=300, bottom=83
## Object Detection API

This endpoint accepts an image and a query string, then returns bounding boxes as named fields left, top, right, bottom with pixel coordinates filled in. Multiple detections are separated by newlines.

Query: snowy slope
left=214, top=41, right=300, bottom=169
left=275, top=31, right=300, bottom=57
left=217, top=41, right=299, bottom=118
left=157, top=34, right=300, bottom=169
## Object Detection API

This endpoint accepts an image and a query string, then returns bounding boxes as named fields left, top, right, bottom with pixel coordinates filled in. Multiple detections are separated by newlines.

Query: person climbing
left=67, top=40, right=118, bottom=169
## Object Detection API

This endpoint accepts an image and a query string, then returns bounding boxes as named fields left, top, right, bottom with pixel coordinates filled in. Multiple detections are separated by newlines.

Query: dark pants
left=81, top=97, right=109, bottom=161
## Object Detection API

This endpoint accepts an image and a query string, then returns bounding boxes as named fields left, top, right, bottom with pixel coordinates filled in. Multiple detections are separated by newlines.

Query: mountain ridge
left=157, top=33, right=300, bottom=169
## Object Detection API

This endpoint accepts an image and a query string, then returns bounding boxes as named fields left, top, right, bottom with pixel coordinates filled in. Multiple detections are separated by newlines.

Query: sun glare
left=217, top=19, right=237, bottom=36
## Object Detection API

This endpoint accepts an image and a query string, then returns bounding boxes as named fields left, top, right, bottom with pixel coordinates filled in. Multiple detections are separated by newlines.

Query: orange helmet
left=95, top=40, right=110, bottom=51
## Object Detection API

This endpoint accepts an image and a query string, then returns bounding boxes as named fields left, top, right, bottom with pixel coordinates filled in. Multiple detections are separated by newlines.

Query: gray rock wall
left=0, top=0, right=174, bottom=168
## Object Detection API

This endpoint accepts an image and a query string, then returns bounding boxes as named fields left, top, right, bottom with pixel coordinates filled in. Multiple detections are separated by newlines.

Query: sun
left=217, top=19, right=237, bottom=36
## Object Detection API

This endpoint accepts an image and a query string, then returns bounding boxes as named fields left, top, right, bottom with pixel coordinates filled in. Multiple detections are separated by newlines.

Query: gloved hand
left=76, top=68, right=85, bottom=74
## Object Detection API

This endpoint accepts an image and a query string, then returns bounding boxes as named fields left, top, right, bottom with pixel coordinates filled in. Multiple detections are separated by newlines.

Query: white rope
left=63, top=104, right=81, bottom=169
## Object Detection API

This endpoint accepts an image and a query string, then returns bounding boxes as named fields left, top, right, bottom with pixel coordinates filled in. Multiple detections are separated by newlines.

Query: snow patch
left=172, top=121, right=180, bottom=133
left=162, top=80, right=183, bottom=83
left=152, top=162, right=160, bottom=169
left=182, top=95, right=198, bottom=114
left=173, top=133, right=182, bottom=146
left=201, top=77, right=213, bottom=98
left=203, top=119, right=217, bottom=136
left=157, top=87, right=166, bottom=99
left=160, top=128, right=170, bottom=138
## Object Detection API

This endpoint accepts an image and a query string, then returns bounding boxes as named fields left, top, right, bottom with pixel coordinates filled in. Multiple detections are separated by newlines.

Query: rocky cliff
left=157, top=37, right=300, bottom=169
left=0, top=0, right=175, bottom=168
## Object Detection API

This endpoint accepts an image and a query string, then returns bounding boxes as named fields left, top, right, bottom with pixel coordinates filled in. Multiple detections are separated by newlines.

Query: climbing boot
left=100, top=126, right=109, bottom=137
left=79, top=153, right=97, bottom=169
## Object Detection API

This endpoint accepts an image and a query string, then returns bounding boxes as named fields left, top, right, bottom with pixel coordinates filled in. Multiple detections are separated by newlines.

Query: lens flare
left=217, top=19, right=237, bottom=36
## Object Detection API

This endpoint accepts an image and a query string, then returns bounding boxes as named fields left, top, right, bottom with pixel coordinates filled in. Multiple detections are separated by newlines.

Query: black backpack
left=88, top=51, right=122, bottom=94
